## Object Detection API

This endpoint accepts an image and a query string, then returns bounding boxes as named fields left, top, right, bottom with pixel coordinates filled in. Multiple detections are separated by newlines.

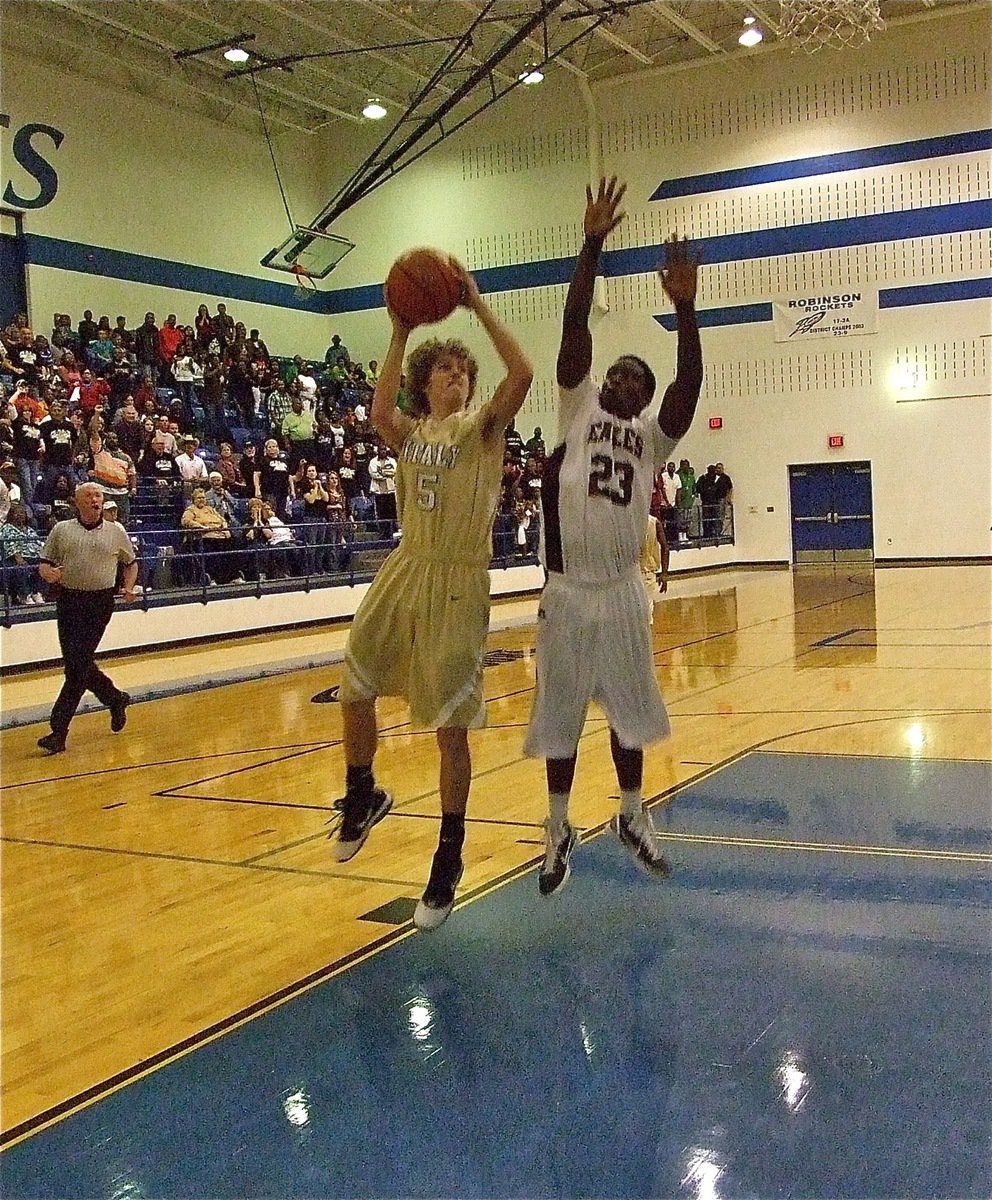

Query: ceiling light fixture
left=362, top=98, right=388, bottom=120
left=223, top=46, right=251, bottom=63
left=738, top=16, right=763, bottom=47
left=518, top=65, right=544, bottom=84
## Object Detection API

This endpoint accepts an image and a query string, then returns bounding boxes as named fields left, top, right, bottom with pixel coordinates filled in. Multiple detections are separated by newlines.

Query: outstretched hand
left=584, top=176, right=627, bottom=241
left=450, top=256, right=483, bottom=312
left=658, top=235, right=701, bottom=306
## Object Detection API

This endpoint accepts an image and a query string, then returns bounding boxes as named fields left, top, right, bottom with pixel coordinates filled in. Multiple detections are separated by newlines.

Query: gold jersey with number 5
left=339, top=406, right=503, bottom=729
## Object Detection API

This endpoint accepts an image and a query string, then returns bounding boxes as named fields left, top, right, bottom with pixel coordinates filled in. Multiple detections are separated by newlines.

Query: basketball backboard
left=261, top=226, right=355, bottom=281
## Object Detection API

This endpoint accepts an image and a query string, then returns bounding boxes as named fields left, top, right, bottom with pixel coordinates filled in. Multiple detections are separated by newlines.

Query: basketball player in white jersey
left=332, top=261, right=533, bottom=930
left=524, top=176, right=702, bottom=894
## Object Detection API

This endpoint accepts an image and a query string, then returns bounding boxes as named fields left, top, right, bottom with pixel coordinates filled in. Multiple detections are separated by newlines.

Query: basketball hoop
left=779, top=0, right=885, bottom=53
left=291, top=261, right=317, bottom=296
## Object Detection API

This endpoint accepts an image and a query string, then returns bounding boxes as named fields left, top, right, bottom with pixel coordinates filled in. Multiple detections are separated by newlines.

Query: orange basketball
left=384, top=248, right=463, bottom=328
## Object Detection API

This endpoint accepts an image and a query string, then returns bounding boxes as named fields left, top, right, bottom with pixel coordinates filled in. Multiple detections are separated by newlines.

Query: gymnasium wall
left=0, top=50, right=334, bottom=357
left=315, top=9, right=992, bottom=564
left=2, top=10, right=990, bottom=566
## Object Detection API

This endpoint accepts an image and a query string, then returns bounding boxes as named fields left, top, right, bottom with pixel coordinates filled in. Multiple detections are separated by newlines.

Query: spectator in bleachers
left=89, top=431, right=135, bottom=523
left=325, top=469, right=350, bottom=570
left=11, top=379, right=46, bottom=420
left=325, top=334, right=349, bottom=368
left=296, top=363, right=318, bottom=410
left=77, top=310, right=98, bottom=350
left=88, top=327, right=115, bottom=373
left=255, top=437, right=293, bottom=517
left=175, top=435, right=209, bottom=489
left=34, top=471, right=74, bottom=531
left=201, top=354, right=226, bottom=441
left=113, top=315, right=134, bottom=351
left=350, top=417, right=373, bottom=491
left=215, top=441, right=248, bottom=497
left=368, top=442, right=397, bottom=539
left=39, top=400, right=76, bottom=487
left=205, top=471, right=240, bottom=527
left=676, top=458, right=696, bottom=542
left=282, top=396, right=315, bottom=470
left=11, top=407, right=43, bottom=509
left=266, top=377, right=292, bottom=436
left=504, top=417, right=525, bottom=463
left=51, top=314, right=76, bottom=354
left=133, top=313, right=161, bottom=379
left=180, top=487, right=242, bottom=586
left=158, top=315, right=183, bottom=385
left=311, top=416, right=337, bottom=475
left=107, top=348, right=137, bottom=408
left=247, top=328, right=269, bottom=362
left=213, top=303, right=235, bottom=351
left=171, top=344, right=202, bottom=409
left=57, top=351, right=83, bottom=395
left=0, top=503, right=45, bottom=605
left=113, top=401, right=145, bottom=463
left=298, top=463, right=328, bottom=572
left=0, top=459, right=17, bottom=514
left=525, top=426, right=546, bottom=458
left=77, top=368, right=110, bottom=417
left=194, top=304, right=213, bottom=351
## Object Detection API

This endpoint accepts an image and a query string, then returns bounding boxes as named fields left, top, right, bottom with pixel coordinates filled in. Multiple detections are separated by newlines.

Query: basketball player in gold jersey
left=332, top=261, right=533, bottom=930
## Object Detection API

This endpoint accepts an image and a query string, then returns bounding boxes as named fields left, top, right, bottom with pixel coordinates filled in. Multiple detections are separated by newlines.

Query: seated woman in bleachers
left=180, top=487, right=242, bottom=586
left=0, top=502, right=46, bottom=605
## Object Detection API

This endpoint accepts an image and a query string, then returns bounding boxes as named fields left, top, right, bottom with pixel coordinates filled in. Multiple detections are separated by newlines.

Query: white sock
left=548, top=793, right=570, bottom=834
left=620, top=789, right=643, bottom=818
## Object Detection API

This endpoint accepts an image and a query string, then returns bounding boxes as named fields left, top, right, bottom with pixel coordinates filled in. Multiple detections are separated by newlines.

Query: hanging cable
left=251, top=73, right=295, bottom=234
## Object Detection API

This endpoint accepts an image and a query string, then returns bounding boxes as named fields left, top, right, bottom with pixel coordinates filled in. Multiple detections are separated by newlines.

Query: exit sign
left=829, top=434, right=844, bottom=448
left=709, top=417, right=723, bottom=429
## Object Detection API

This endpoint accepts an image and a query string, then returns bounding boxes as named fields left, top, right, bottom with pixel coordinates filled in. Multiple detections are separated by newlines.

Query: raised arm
left=657, top=235, right=703, bottom=441
left=371, top=312, right=417, bottom=453
left=557, top=177, right=626, bottom=389
left=449, top=264, right=532, bottom=442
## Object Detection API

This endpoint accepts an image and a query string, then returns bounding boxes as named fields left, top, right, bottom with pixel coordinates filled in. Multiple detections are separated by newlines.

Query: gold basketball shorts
left=339, top=549, right=491, bottom=729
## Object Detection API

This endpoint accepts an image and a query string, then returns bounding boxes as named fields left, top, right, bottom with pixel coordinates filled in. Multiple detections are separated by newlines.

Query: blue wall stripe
left=653, top=277, right=992, bottom=331
left=879, top=276, right=992, bottom=309
left=24, top=201, right=991, bottom=320
left=650, top=129, right=992, bottom=200
left=24, top=234, right=330, bottom=315
left=606, top=200, right=991, bottom=277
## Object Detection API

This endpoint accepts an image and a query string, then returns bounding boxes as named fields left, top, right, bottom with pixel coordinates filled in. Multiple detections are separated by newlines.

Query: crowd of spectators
left=0, top=302, right=731, bottom=610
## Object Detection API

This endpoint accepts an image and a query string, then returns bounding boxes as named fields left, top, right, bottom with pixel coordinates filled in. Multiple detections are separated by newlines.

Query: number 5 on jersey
left=417, top=472, right=439, bottom=510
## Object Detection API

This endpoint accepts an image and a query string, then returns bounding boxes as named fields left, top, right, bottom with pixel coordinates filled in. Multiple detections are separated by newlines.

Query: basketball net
left=291, top=261, right=317, bottom=296
left=779, top=0, right=884, bottom=53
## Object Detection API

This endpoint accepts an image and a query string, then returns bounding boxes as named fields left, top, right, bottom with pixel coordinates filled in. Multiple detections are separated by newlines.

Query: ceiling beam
left=152, top=0, right=362, bottom=124
left=455, top=0, right=589, bottom=79
left=568, top=1, right=654, bottom=63
left=27, top=5, right=312, bottom=133
left=261, top=0, right=435, bottom=104
left=648, top=1, right=721, bottom=52
left=365, top=0, right=519, bottom=86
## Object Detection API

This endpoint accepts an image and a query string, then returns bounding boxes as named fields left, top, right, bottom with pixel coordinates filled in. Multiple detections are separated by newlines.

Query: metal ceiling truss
left=298, top=0, right=667, bottom=237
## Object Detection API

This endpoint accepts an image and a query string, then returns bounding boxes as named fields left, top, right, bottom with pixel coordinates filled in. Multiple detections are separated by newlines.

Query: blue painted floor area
left=3, top=753, right=990, bottom=1199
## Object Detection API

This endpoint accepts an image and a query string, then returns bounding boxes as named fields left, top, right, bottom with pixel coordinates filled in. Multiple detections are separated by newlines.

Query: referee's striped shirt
left=41, top=518, right=136, bottom=592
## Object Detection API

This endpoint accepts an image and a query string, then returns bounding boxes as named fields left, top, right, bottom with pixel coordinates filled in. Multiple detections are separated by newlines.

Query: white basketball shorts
left=524, top=568, right=671, bottom=760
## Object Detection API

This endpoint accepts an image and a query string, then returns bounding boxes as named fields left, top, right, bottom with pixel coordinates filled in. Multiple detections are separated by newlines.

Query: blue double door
left=789, top=460, right=874, bottom=563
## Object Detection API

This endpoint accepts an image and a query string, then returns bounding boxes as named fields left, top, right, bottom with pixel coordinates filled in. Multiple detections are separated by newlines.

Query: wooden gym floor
left=0, top=564, right=989, bottom=1181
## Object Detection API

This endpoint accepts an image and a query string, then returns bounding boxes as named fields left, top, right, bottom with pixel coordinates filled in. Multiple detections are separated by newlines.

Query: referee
left=36, top=482, right=139, bottom=754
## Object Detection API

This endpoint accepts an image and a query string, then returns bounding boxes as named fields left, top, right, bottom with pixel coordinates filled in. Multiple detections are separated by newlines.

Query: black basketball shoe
left=612, top=810, right=671, bottom=878
left=539, top=820, right=578, bottom=896
left=110, top=692, right=131, bottom=733
left=414, top=841, right=464, bottom=931
left=332, top=787, right=392, bottom=862
left=37, top=731, right=67, bottom=755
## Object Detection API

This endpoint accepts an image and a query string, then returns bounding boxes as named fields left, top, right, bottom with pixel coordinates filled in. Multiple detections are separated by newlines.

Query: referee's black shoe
left=37, top=731, right=67, bottom=755
left=332, top=787, right=392, bottom=862
left=539, top=820, right=578, bottom=896
left=110, top=692, right=131, bottom=733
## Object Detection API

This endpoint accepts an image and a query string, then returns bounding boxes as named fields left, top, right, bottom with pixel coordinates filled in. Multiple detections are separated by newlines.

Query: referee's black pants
left=50, top=588, right=125, bottom=736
